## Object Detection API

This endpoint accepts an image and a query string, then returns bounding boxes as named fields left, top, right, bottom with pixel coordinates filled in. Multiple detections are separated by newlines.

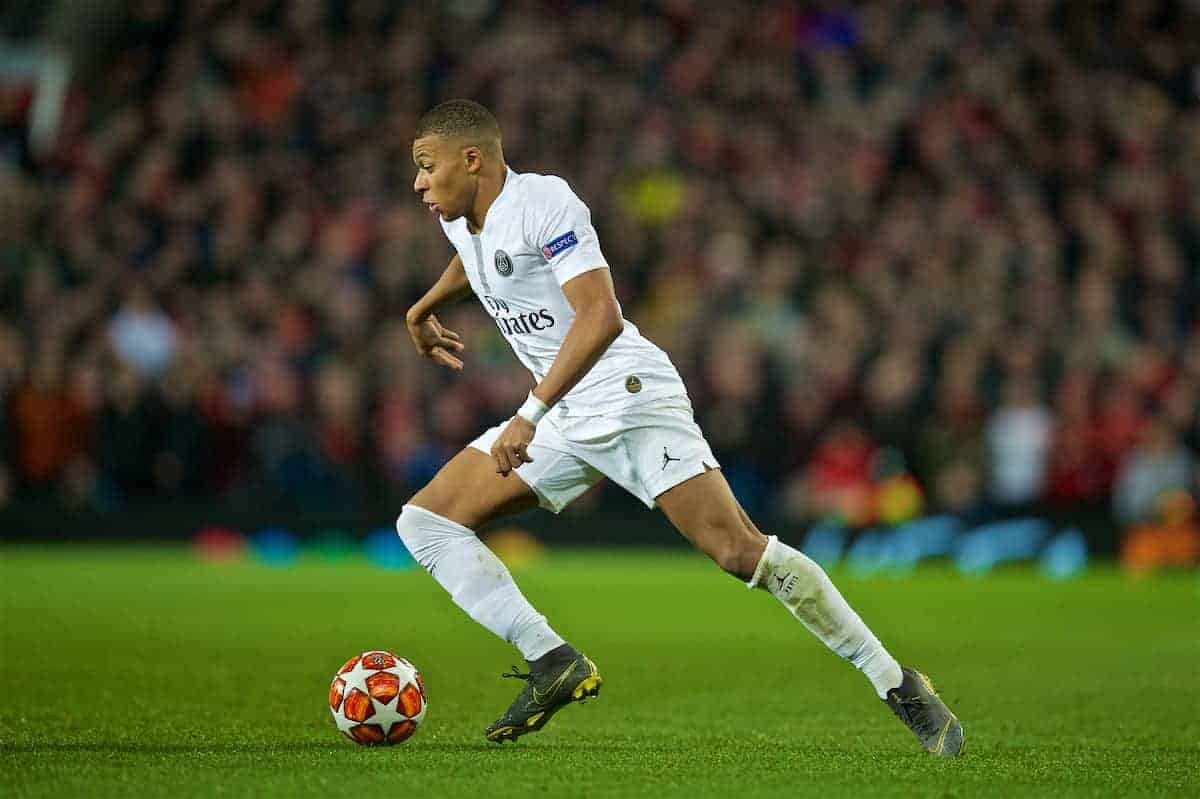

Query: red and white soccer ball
left=328, top=650, right=427, bottom=745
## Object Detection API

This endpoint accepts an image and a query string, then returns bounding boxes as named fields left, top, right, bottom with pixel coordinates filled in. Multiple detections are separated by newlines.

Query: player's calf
left=396, top=503, right=566, bottom=663
left=747, top=535, right=905, bottom=700
left=656, top=470, right=768, bottom=581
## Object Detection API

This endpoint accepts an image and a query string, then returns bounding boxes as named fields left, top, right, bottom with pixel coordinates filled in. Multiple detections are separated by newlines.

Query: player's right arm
left=405, top=253, right=470, bottom=371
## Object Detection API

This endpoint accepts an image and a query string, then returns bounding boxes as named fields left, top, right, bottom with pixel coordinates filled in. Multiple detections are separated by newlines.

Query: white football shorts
left=468, top=395, right=720, bottom=512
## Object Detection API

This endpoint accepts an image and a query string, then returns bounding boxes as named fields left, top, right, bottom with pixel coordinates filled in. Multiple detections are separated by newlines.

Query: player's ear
left=462, top=145, right=483, bottom=175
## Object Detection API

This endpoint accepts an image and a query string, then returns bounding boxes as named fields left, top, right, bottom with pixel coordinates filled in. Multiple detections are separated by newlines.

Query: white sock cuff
left=397, top=504, right=474, bottom=537
left=746, top=534, right=780, bottom=589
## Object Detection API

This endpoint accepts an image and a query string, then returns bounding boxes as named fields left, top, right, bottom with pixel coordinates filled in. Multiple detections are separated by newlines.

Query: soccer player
left=397, top=99, right=964, bottom=756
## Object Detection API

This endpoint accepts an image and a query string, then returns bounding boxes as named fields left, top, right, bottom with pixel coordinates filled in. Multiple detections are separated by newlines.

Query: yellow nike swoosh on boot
left=531, top=662, right=577, bottom=705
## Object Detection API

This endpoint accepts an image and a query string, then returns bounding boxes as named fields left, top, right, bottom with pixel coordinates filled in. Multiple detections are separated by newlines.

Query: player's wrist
left=515, top=391, right=550, bottom=425
left=406, top=298, right=440, bottom=325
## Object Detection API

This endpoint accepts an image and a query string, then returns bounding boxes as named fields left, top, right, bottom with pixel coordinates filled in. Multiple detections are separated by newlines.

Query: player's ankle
left=527, top=642, right=575, bottom=671
left=739, top=533, right=769, bottom=581
left=745, top=534, right=780, bottom=589
left=710, top=532, right=770, bottom=581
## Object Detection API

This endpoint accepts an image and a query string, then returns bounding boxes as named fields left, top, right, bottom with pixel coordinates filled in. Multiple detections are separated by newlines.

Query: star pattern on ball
left=329, top=650, right=426, bottom=743
left=338, top=654, right=374, bottom=692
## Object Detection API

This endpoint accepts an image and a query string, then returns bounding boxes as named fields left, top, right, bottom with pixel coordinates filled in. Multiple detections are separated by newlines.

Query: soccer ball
left=328, top=650, right=427, bottom=745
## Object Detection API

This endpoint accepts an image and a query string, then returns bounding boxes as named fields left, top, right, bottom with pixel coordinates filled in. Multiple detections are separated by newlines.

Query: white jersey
left=439, top=167, right=687, bottom=417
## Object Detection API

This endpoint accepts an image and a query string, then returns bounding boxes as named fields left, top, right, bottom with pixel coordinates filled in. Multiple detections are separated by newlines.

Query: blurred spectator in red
left=873, top=447, right=925, bottom=527
left=1093, top=373, right=1149, bottom=480
left=314, top=359, right=363, bottom=468
left=787, top=420, right=878, bottom=526
left=12, top=350, right=91, bottom=490
left=1045, top=369, right=1108, bottom=504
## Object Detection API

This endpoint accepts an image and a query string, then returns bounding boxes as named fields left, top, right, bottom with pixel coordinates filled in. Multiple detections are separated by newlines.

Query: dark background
left=1, top=1, right=1198, bottom=556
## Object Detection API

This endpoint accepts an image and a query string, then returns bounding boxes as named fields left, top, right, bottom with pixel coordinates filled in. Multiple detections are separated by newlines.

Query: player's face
left=412, top=135, right=476, bottom=221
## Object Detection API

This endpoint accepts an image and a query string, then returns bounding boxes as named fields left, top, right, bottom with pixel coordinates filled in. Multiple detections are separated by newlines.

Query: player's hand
left=491, top=416, right=536, bottom=475
left=406, top=312, right=465, bottom=370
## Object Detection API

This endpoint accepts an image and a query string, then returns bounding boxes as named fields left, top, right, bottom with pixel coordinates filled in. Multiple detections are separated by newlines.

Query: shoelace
left=501, top=665, right=531, bottom=681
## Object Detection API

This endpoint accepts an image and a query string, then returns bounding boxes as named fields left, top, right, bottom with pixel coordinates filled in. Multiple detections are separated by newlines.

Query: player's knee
left=395, top=504, right=426, bottom=556
left=395, top=502, right=469, bottom=565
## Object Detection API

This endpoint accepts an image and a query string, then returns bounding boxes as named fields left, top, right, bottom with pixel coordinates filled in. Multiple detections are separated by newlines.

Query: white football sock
left=396, top=504, right=565, bottom=661
left=748, top=535, right=903, bottom=699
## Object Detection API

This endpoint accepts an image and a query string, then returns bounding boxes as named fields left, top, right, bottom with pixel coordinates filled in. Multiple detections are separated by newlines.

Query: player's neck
left=466, top=164, right=509, bottom=234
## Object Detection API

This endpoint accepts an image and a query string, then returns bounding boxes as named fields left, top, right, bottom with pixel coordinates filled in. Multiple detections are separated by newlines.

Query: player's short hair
left=414, top=99, right=501, bottom=145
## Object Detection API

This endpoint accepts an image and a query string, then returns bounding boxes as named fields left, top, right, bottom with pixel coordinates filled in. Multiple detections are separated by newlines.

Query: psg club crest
left=494, top=250, right=514, bottom=277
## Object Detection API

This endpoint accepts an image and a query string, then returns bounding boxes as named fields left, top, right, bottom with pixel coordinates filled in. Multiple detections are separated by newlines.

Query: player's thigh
left=656, top=469, right=766, bottom=573
left=408, top=447, right=538, bottom=530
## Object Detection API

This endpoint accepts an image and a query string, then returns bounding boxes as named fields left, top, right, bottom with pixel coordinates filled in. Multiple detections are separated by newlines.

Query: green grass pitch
left=2, top=546, right=1197, bottom=798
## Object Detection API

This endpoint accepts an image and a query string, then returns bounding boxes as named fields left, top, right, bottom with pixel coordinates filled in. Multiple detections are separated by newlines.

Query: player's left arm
left=490, top=268, right=622, bottom=476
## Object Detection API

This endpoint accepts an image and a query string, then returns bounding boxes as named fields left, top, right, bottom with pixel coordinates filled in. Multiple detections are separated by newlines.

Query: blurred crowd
left=1, top=0, right=1198, bottom=535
